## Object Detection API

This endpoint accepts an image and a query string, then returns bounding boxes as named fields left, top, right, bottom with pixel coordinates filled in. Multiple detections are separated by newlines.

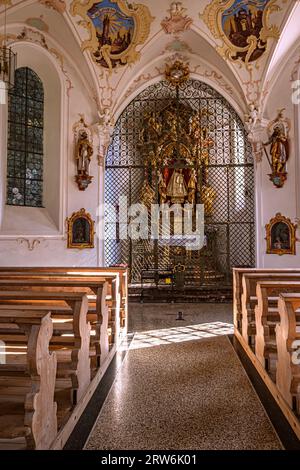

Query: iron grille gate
left=105, top=79, right=255, bottom=289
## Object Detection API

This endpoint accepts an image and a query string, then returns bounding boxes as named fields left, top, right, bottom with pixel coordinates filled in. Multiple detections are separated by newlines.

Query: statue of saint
left=76, top=130, right=93, bottom=175
left=158, top=171, right=167, bottom=204
left=264, top=125, right=289, bottom=175
left=187, top=169, right=197, bottom=205
left=166, top=168, right=188, bottom=204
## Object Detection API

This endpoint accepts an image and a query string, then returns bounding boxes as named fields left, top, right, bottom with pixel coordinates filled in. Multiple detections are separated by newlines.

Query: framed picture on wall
left=66, top=208, right=95, bottom=249
left=265, top=213, right=297, bottom=255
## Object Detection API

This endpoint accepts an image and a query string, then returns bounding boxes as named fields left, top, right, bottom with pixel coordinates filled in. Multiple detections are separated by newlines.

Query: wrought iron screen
left=7, top=67, right=44, bottom=207
left=105, top=79, right=255, bottom=287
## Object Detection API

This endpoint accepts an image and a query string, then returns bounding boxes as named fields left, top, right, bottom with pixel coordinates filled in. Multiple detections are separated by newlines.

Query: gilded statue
left=187, top=169, right=197, bottom=205
left=265, top=126, right=289, bottom=175
left=166, top=168, right=188, bottom=204
left=263, top=109, right=290, bottom=188
left=158, top=171, right=167, bottom=204
left=201, top=185, right=216, bottom=217
left=142, top=112, right=162, bottom=142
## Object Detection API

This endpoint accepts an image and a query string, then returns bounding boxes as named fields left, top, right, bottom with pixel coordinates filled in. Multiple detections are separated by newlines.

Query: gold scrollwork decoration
left=265, top=213, right=297, bottom=256
left=70, top=0, right=154, bottom=73
left=200, top=0, right=281, bottom=69
left=66, top=208, right=95, bottom=249
left=165, top=60, right=190, bottom=87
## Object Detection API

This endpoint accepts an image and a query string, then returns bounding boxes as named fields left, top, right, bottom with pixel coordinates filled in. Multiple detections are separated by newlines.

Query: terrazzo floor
left=128, top=302, right=233, bottom=332
left=86, top=303, right=282, bottom=450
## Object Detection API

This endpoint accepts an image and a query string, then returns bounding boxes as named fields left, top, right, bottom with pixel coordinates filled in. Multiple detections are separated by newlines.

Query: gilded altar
left=139, top=101, right=216, bottom=216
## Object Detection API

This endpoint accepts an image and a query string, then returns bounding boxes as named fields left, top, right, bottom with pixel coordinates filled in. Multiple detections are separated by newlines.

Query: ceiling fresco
left=70, top=0, right=153, bottom=73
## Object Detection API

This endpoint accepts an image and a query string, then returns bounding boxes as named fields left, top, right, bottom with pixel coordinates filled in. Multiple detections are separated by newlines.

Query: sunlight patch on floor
left=125, top=322, right=234, bottom=350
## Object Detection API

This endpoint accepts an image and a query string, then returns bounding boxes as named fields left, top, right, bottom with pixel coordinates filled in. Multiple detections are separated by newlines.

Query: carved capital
left=246, top=118, right=268, bottom=164
left=96, top=108, right=115, bottom=166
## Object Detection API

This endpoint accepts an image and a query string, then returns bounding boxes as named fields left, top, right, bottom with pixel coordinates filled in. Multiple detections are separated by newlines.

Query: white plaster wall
left=257, top=61, right=300, bottom=268
left=0, top=41, right=102, bottom=267
left=1, top=0, right=299, bottom=270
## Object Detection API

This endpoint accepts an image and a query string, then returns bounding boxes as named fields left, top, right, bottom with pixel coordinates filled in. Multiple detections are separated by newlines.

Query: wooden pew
left=0, top=310, right=57, bottom=449
left=0, top=291, right=91, bottom=404
left=0, top=268, right=128, bottom=450
left=0, top=267, right=125, bottom=334
left=233, top=268, right=300, bottom=331
left=276, top=294, right=300, bottom=415
left=0, top=267, right=125, bottom=346
left=240, top=272, right=300, bottom=345
left=254, top=281, right=300, bottom=375
left=0, top=276, right=110, bottom=367
left=103, top=267, right=128, bottom=331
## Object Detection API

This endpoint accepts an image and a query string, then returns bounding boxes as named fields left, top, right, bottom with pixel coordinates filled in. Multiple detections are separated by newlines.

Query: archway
left=105, top=79, right=255, bottom=295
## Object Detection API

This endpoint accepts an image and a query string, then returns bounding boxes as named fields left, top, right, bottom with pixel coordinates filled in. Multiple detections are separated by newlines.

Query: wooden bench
left=0, top=310, right=57, bottom=449
left=0, top=291, right=91, bottom=405
left=240, top=272, right=300, bottom=344
left=233, top=268, right=300, bottom=331
left=0, top=267, right=127, bottom=346
left=276, top=294, right=300, bottom=416
left=254, top=281, right=300, bottom=375
left=0, top=267, right=128, bottom=449
left=0, top=276, right=110, bottom=368
left=0, top=267, right=126, bottom=335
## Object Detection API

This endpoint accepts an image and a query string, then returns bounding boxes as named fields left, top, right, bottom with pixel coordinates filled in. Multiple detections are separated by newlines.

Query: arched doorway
left=105, top=79, right=255, bottom=295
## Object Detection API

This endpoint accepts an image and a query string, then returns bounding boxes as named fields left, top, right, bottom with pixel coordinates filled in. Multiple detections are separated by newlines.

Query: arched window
left=6, top=67, right=44, bottom=207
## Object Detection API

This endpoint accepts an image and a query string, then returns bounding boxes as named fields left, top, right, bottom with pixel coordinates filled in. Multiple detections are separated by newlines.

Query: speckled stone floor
left=86, top=309, right=282, bottom=450
left=128, top=302, right=233, bottom=332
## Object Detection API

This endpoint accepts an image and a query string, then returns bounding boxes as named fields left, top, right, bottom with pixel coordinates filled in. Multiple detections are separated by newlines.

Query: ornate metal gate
left=105, top=78, right=255, bottom=288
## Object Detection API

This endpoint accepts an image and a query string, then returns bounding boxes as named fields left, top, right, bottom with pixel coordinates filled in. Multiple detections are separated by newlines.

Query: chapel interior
left=0, top=0, right=300, bottom=452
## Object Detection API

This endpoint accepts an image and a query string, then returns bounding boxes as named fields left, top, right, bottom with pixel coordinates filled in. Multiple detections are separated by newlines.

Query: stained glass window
left=6, top=67, right=44, bottom=207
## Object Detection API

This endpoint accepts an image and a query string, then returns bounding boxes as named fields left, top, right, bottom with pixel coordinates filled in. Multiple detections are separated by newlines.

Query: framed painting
left=70, top=0, right=153, bottom=72
left=67, top=208, right=95, bottom=249
left=201, top=0, right=280, bottom=68
left=265, top=213, right=297, bottom=256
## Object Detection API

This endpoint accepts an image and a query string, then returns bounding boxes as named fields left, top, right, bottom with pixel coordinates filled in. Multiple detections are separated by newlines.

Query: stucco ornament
left=96, top=108, right=115, bottom=166
left=244, top=102, right=265, bottom=163
left=38, top=0, right=66, bottom=13
left=70, top=0, right=154, bottom=73
left=200, top=0, right=281, bottom=69
left=161, top=2, right=193, bottom=34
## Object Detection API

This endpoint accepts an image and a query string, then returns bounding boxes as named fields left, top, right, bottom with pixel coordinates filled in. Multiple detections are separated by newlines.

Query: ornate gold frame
left=70, top=0, right=153, bottom=73
left=66, top=208, right=95, bottom=249
left=201, top=0, right=280, bottom=68
left=265, top=213, right=297, bottom=256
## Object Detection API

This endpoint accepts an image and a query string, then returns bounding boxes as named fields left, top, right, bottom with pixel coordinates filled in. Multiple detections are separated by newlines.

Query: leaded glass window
left=6, top=67, right=44, bottom=207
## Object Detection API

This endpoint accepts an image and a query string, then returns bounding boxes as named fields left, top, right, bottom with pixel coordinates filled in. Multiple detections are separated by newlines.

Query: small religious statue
left=141, top=111, right=162, bottom=143
left=76, top=129, right=93, bottom=175
left=158, top=171, right=167, bottom=204
left=73, top=116, right=94, bottom=191
left=263, top=109, right=290, bottom=188
left=187, top=169, right=197, bottom=205
left=201, top=185, right=216, bottom=217
left=166, top=168, right=188, bottom=204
